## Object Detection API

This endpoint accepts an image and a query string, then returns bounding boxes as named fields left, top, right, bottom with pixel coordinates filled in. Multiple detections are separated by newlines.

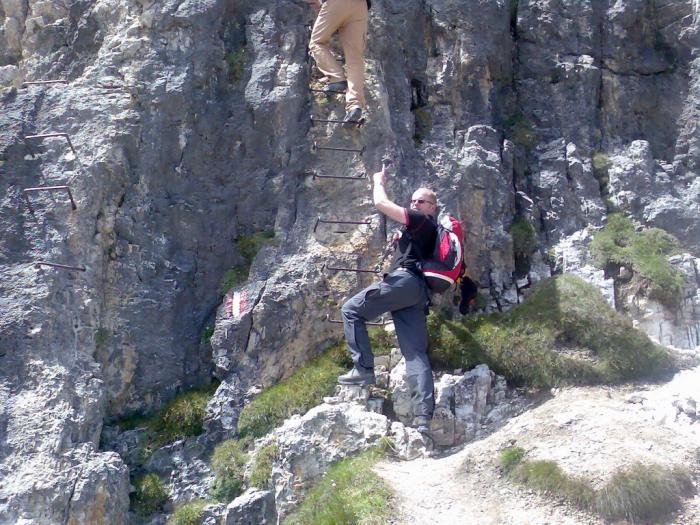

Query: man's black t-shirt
left=388, top=209, right=437, bottom=274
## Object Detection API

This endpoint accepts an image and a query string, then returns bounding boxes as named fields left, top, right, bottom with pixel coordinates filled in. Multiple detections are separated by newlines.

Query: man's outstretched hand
left=306, top=0, right=322, bottom=9
left=373, top=164, right=386, bottom=187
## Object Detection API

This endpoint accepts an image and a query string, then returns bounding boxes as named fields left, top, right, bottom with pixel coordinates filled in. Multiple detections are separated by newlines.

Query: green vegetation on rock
left=283, top=441, right=393, bottom=525
left=166, top=499, right=208, bottom=525
left=210, top=438, right=249, bottom=502
left=226, top=48, right=245, bottom=83
left=131, top=473, right=168, bottom=516
left=219, top=230, right=276, bottom=294
left=428, top=274, right=672, bottom=387
left=114, top=382, right=219, bottom=461
left=498, top=447, right=693, bottom=523
left=511, top=216, right=537, bottom=259
left=505, top=112, right=537, bottom=149
left=237, top=344, right=349, bottom=439
left=590, top=214, right=683, bottom=306
left=249, top=442, right=279, bottom=489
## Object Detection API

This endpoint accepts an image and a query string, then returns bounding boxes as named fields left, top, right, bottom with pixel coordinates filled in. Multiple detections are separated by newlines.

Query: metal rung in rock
left=22, top=80, right=68, bottom=86
left=325, top=314, right=387, bottom=326
left=311, top=171, right=366, bottom=181
left=310, top=88, right=345, bottom=95
left=35, top=261, right=86, bottom=272
left=312, top=141, right=364, bottom=155
left=24, top=133, right=77, bottom=156
left=314, top=216, right=372, bottom=233
left=23, top=185, right=77, bottom=211
left=310, top=115, right=364, bottom=128
left=323, top=263, right=379, bottom=274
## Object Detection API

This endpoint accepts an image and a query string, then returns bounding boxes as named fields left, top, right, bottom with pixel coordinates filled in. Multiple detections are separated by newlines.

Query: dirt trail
left=375, top=369, right=700, bottom=525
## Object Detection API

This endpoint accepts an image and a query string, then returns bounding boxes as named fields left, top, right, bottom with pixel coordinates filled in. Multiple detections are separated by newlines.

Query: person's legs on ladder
left=309, top=0, right=349, bottom=91
left=338, top=0, right=368, bottom=120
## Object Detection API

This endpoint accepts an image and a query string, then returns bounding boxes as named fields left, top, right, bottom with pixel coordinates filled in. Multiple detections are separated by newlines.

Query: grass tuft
left=590, top=214, right=683, bottom=306
left=501, top=452, right=693, bottom=523
left=131, top=473, right=168, bottom=516
left=166, top=499, right=208, bottom=525
left=219, top=230, right=276, bottom=294
left=209, top=438, right=249, bottom=502
left=283, top=443, right=393, bottom=525
left=429, top=274, right=672, bottom=387
left=249, top=442, right=279, bottom=489
left=498, top=446, right=525, bottom=473
left=114, top=382, right=219, bottom=462
left=226, top=49, right=245, bottom=83
left=595, top=463, right=693, bottom=522
left=237, top=344, right=349, bottom=439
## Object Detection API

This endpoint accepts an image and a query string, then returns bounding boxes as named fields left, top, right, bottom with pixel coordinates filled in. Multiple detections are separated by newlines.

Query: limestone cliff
left=0, top=0, right=699, bottom=523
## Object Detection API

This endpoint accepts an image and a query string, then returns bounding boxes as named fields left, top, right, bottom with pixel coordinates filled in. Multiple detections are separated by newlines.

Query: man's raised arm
left=372, top=165, right=408, bottom=225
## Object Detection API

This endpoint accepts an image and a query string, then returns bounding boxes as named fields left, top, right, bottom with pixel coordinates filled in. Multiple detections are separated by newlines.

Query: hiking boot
left=412, top=415, right=432, bottom=434
left=343, top=106, right=363, bottom=123
left=323, top=80, right=347, bottom=93
left=338, top=366, right=375, bottom=386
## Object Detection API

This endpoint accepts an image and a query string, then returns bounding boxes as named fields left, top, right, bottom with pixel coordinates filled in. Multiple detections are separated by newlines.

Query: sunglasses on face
left=411, top=199, right=435, bottom=205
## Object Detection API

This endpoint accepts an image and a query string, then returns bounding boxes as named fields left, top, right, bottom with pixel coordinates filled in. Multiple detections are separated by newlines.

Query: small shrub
left=210, top=438, right=248, bottom=502
left=114, top=382, right=219, bottom=460
left=226, top=49, right=245, bottom=83
left=131, top=473, right=168, bottom=516
left=219, top=230, right=276, bottom=294
left=505, top=112, right=537, bottom=149
left=284, top=444, right=393, bottom=525
left=511, top=216, right=537, bottom=258
left=595, top=463, right=693, bottom=523
left=237, top=344, right=349, bottom=439
left=368, top=326, right=396, bottom=356
left=95, top=327, right=110, bottom=348
left=590, top=214, right=683, bottom=306
left=428, top=274, right=673, bottom=387
left=200, top=326, right=214, bottom=345
left=249, top=443, right=278, bottom=489
left=591, top=151, right=610, bottom=171
left=166, top=499, right=208, bottom=525
left=498, top=446, right=525, bottom=473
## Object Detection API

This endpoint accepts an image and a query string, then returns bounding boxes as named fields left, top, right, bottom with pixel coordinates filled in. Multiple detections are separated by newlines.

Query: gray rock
left=224, top=489, right=277, bottom=525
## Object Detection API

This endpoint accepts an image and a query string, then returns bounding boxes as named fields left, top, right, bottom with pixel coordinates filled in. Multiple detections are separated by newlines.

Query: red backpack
left=421, top=214, right=465, bottom=293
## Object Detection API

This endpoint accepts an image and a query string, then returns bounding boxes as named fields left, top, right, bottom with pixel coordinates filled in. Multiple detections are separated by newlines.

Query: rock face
left=1, top=0, right=699, bottom=523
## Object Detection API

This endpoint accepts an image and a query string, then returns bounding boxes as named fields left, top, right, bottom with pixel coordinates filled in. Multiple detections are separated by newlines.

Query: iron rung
left=324, top=264, right=380, bottom=274
left=310, top=115, right=364, bottom=127
left=311, top=171, right=366, bottom=181
left=312, top=142, right=364, bottom=155
left=22, top=80, right=68, bottom=86
left=325, top=314, right=387, bottom=326
left=24, top=133, right=77, bottom=156
left=314, top=216, right=372, bottom=233
left=35, top=261, right=86, bottom=272
left=23, top=185, right=77, bottom=211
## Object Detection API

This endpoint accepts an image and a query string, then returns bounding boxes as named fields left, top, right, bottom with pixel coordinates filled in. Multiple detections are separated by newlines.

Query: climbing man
left=307, top=0, right=370, bottom=122
left=338, top=163, right=437, bottom=434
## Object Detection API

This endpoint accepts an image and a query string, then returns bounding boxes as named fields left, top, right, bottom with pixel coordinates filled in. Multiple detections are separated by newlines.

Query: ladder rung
left=314, top=216, right=372, bottom=233
left=325, top=314, right=387, bottom=326
left=35, top=261, right=86, bottom=272
left=22, top=80, right=68, bottom=86
left=324, top=264, right=380, bottom=274
left=23, top=186, right=77, bottom=211
left=310, top=115, right=364, bottom=127
left=24, top=133, right=77, bottom=156
left=312, top=142, right=364, bottom=155
left=310, top=88, right=345, bottom=95
left=311, top=171, right=366, bottom=181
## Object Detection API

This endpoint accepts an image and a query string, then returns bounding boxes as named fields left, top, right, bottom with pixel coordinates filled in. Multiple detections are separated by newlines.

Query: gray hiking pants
left=341, top=268, right=434, bottom=418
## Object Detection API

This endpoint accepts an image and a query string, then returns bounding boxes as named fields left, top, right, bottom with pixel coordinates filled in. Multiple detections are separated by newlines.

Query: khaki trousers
left=309, top=0, right=368, bottom=110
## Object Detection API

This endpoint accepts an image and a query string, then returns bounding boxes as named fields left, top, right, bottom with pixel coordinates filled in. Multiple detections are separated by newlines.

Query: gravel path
left=375, top=369, right=700, bottom=525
